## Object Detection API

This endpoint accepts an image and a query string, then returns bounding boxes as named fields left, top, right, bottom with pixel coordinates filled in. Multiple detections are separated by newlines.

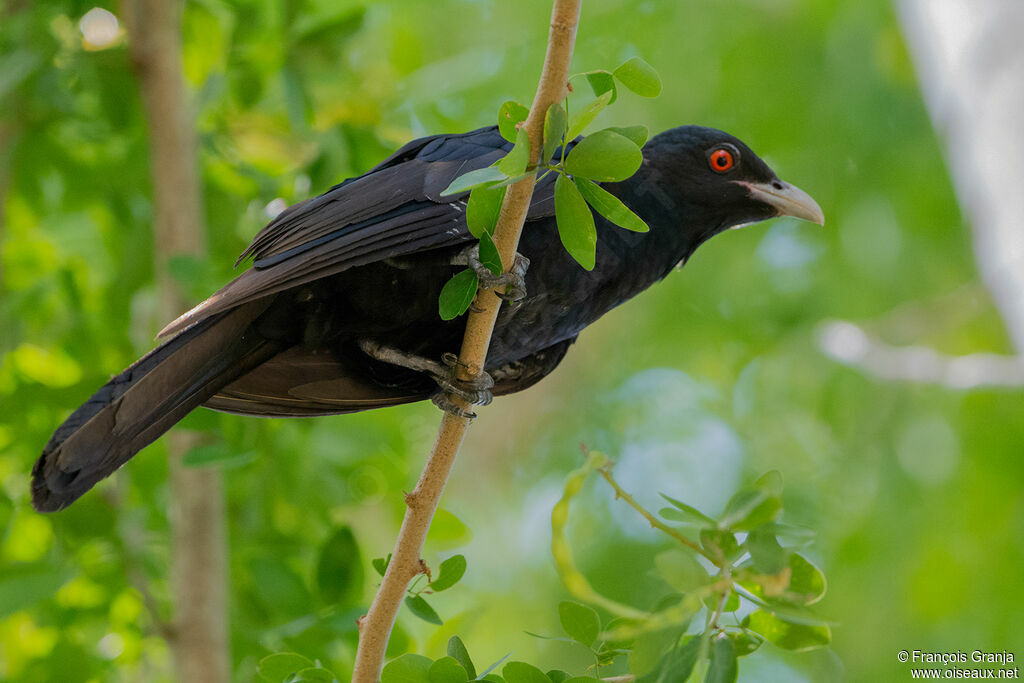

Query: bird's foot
left=455, top=245, right=530, bottom=302
left=358, top=341, right=493, bottom=418
left=430, top=353, right=494, bottom=419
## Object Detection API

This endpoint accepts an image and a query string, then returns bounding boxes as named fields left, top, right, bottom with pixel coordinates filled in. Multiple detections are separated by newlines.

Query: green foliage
left=2, top=2, right=1015, bottom=682
left=437, top=55, right=661, bottom=315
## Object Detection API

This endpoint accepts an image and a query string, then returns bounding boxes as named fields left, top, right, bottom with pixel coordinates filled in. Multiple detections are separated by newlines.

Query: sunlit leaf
left=405, top=595, right=443, bottom=625
left=654, top=549, right=710, bottom=592
left=440, top=166, right=507, bottom=197
left=554, top=173, right=597, bottom=270
left=613, top=56, right=662, bottom=97
left=438, top=269, right=478, bottom=320
left=429, top=656, right=469, bottom=683
left=467, top=184, right=506, bottom=238
left=503, top=661, right=551, bottom=683
left=566, top=90, right=613, bottom=141
left=447, top=636, right=477, bottom=679
left=382, top=653, right=433, bottom=683
left=604, top=125, right=649, bottom=148
left=565, top=130, right=643, bottom=182
left=584, top=70, right=616, bottom=102
left=429, top=554, right=467, bottom=592
left=258, top=653, right=316, bottom=683
left=543, top=102, right=568, bottom=164
left=478, top=233, right=503, bottom=277
left=574, top=177, right=648, bottom=232
left=706, top=635, right=738, bottom=683
left=746, top=525, right=790, bottom=575
left=558, top=601, right=599, bottom=646
left=787, top=553, right=827, bottom=604
left=498, top=100, right=530, bottom=142
left=658, top=494, right=715, bottom=527
left=497, top=127, right=530, bottom=177
left=743, top=610, right=832, bottom=651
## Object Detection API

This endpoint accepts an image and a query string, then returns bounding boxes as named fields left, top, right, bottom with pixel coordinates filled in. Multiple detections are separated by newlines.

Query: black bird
left=31, top=125, right=823, bottom=512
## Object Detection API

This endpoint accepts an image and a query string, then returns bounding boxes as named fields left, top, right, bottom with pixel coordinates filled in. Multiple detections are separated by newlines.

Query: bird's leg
left=358, top=340, right=493, bottom=419
left=452, top=244, right=530, bottom=302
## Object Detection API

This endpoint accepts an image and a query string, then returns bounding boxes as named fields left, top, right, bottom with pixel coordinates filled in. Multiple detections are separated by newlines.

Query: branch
left=351, top=2, right=581, bottom=679
left=818, top=319, right=1024, bottom=388
left=123, top=1, right=230, bottom=681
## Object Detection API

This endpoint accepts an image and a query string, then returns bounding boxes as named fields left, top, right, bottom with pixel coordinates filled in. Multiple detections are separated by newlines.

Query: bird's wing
left=160, top=126, right=557, bottom=339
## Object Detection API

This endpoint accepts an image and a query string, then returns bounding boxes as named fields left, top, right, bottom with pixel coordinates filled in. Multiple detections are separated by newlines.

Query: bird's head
left=641, top=125, right=824, bottom=241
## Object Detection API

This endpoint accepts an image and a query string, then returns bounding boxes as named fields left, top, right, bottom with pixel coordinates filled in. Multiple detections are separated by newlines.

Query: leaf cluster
left=438, top=57, right=662, bottom=319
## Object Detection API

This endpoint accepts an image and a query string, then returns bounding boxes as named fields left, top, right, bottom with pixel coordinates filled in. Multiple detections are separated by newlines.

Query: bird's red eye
left=709, top=148, right=735, bottom=173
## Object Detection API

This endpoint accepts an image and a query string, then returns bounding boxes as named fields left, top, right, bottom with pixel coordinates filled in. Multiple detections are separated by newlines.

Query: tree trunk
left=123, top=1, right=230, bottom=681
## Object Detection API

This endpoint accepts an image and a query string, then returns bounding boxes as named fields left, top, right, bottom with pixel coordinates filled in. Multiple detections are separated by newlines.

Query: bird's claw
left=459, top=246, right=531, bottom=303
left=430, top=352, right=493, bottom=418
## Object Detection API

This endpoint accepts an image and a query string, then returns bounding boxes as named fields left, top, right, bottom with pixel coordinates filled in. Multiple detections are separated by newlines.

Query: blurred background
left=1, top=0, right=1022, bottom=681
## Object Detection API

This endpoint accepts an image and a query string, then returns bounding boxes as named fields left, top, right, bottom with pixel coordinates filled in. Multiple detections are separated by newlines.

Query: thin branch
left=597, top=468, right=710, bottom=559
left=818, top=319, right=1024, bottom=388
left=351, top=2, right=582, bottom=680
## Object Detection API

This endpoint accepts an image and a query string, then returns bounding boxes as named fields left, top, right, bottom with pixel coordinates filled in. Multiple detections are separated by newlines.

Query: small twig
left=351, top=2, right=582, bottom=680
left=597, top=468, right=711, bottom=560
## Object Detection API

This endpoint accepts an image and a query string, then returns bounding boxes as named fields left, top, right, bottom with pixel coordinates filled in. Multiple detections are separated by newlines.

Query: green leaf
left=429, top=554, right=467, bottom=592
left=372, top=554, right=392, bottom=577
left=745, top=526, right=790, bottom=575
left=429, top=657, right=469, bottom=683
left=466, top=184, right=506, bottom=238
left=730, top=631, right=763, bottom=657
left=763, top=523, right=816, bottom=547
left=438, top=269, right=478, bottom=320
left=447, top=636, right=477, bottom=679
left=634, top=636, right=700, bottom=683
left=700, top=529, right=741, bottom=561
left=604, top=125, right=649, bottom=148
left=546, top=671, right=570, bottom=683
left=426, top=509, right=472, bottom=549
left=654, top=549, right=710, bottom=592
left=659, top=494, right=715, bottom=527
left=497, top=127, right=530, bottom=177
left=574, top=178, right=648, bottom=232
left=543, top=102, right=568, bottom=165
left=703, top=589, right=739, bottom=613
left=478, top=233, right=503, bottom=277
left=316, top=526, right=364, bottom=605
left=584, top=70, right=617, bottom=102
left=613, top=56, right=662, bottom=97
left=405, top=595, right=443, bottom=625
left=787, top=553, right=827, bottom=604
left=629, top=628, right=676, bottom=678
left=566, top=90, right=613, bottom=141
left=258, top=653, right=316, bottom=683
left=705, top=635, right=738, bottom=683
left=502, top=661, right=551, bottom=683
left=718, top=475, right=782, bottom=531
left=565, top=130, right=643, bottom=182
left=558, top=601, right=600, bottom=646
left=554, top=173, right=597, bottom=271
left=498, top=100, right=530, bottom=142
left=382, top=653, right=433, bottom=683
left=440, top=166, right=507, bottom=197
left=292, top=668, right=337, bottom=682
left=742, top=610, right=831, bottom=651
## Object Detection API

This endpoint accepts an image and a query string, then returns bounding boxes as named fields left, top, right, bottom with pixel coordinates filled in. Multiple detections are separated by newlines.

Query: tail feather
left=31, top=301, right=281, bottom=512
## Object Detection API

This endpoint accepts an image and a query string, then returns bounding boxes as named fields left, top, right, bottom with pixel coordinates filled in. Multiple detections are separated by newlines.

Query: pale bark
left=350, top=1, right=582, bottom=680
left=123, top=1, right=229, bottom=681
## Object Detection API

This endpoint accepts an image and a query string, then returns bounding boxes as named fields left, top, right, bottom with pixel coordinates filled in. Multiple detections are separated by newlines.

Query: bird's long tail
left=31, top=301, right=282, bottom=512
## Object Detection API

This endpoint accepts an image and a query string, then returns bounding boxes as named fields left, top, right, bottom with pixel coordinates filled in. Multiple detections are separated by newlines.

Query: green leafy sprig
left=438, top=56, right=663, bottom=320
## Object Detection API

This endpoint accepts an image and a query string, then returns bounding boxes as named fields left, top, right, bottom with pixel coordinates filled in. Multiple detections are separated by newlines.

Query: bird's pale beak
left=736, top=180, right=825, bottom=226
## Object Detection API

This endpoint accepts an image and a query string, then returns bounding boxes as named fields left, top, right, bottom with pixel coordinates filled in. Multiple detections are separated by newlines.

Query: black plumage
left=31, top=125, right=823, bottom=512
